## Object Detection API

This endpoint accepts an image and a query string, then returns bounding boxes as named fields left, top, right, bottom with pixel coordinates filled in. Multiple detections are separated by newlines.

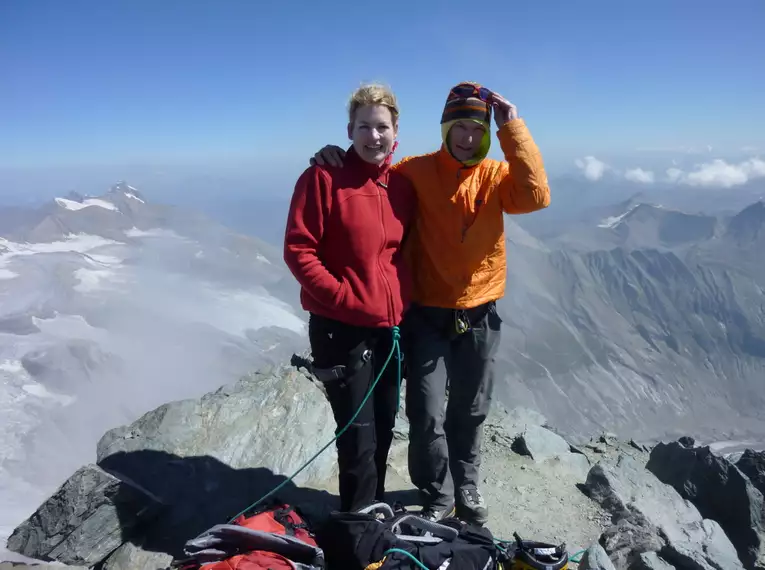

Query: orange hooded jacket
left=394, top=117, right=550, bottom=309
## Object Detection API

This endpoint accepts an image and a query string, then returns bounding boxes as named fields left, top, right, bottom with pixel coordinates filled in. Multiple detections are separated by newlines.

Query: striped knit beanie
left=441, top=81, right=492, bottom=124
left=441, top=81, right=492, bottom=165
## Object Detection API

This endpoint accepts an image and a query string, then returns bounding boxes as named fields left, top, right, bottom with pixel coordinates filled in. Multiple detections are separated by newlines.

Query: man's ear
left=393, top=121, right=399, bottom=138
left=347, top=122, right=353, bottom=140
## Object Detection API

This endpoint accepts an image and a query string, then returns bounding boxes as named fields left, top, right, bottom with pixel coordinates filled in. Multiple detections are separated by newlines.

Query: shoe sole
left=455, top=506, right=488, bottom=526
left=420, top=504, right=456, bottom=521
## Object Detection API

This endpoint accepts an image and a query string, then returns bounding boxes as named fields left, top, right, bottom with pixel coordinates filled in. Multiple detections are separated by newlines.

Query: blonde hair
left=348, top=83, right=400, bottom=126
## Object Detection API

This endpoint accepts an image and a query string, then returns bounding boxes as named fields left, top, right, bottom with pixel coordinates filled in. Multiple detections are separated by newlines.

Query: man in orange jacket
left=310, top=81, right=550, bottom=525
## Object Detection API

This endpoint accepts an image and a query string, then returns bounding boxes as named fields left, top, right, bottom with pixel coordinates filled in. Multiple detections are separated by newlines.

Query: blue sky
left=1, top=0, right=764, bottom=182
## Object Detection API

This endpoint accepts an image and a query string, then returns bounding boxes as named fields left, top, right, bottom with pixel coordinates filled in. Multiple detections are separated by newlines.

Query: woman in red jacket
left=283, top=84, right=417, bottom=512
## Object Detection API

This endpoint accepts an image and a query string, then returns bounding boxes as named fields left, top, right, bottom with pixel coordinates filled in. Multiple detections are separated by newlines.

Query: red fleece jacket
left=284, top=146, right=417, bottom=328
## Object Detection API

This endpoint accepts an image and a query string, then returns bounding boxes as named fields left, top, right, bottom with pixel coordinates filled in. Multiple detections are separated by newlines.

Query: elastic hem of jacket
left=409, top=292, right=503, bottom=310
left=303, top=301, right=405, bottom=329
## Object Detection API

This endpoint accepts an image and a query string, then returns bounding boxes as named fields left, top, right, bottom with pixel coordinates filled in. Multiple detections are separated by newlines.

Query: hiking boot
left=456, top=487, right=489, bottom=525
left=419, top=501, right=456, bottom=522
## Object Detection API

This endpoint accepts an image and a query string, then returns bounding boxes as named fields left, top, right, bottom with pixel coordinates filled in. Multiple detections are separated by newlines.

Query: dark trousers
left=402, top=302, right=502, bottom=510
left=308, top=313, right=401, bottom=513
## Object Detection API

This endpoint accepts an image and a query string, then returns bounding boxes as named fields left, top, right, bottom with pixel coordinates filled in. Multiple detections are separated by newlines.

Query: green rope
left=382, top=548, right=430, bottom=570
left=227, top=326, right=402, bottom=523
left=569, top=548, right=586, bottom=563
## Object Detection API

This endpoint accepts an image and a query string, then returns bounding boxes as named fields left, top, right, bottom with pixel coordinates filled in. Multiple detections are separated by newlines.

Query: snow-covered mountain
left=0, top=183, right=306, bottom=560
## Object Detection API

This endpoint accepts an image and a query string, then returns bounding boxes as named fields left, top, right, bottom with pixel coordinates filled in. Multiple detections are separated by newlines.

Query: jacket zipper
left=458, top=167, right=485, bottom=243
left=376, top=177, right=395, bottom=323
left=458, top=167, right=473, bottom=243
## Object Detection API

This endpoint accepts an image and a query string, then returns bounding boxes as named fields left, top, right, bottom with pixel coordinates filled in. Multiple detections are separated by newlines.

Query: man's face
left=448, top=120, right=486, bottom=162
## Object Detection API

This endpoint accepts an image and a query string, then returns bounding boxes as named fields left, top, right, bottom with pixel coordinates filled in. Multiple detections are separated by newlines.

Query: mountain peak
left=109, top=181, right=146, bottom=204
left=726, top=200, right=765, bottom=244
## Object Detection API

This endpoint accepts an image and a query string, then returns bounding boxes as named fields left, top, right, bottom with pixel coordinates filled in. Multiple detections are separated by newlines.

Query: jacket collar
left=344, top=143, right=396, bottom=180
left=436, top=143, right=481, bottom=174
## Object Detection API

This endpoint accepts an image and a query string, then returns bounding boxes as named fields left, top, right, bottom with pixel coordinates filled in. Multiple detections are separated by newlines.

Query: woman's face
left=348, top=104, right=398, bottom=165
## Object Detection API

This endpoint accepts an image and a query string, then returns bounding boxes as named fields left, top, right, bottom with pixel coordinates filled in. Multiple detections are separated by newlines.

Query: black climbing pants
left=308, top=313, right=400, bottom=513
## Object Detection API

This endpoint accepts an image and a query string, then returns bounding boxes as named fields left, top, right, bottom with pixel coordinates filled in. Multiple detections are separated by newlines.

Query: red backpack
left=173, top=504, right=325, bottom=570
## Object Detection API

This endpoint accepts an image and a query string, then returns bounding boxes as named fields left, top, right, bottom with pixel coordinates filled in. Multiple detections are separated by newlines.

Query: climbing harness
left=227, top=326, right=403, bottom=523
left=454, top=309, right=470, bottom=336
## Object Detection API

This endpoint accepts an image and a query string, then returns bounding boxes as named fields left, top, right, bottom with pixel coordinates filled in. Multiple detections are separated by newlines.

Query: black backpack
left=314, top=503, right=502, bottom=569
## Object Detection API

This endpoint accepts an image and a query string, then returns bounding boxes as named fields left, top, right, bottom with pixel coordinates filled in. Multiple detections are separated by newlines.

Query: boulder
left=97, top=363, right=338, bottom=487
left=510, top=424, right=591, bottom=480
left=647, top=441, right=765, bottom=569
left=6, top=464, right=163, bottom=566
left=579, top=543, right=617, bottom=570
left=599, top=508, right=664, bottom=568
left=584, top=454, right=744, bottom=570
left=738, top=449, right=765, bottom=497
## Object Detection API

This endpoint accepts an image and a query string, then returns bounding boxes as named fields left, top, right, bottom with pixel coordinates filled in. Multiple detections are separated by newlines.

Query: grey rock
left=511, top=424, right=591, bottom=480
left=585, top=454, right=745, bottom=570
left=6, top=464, right=163, bottom=566
left=96, top=363, right=337, bottom=487
left=600, top=508, right=665, bottom=568
left=512, top=425, right=572, bottom=460
left=487, top=405, right=548, bottom=439
left=636, top=552, right=676, bottom=570
left=600, top=433, right=618, bottom=446
left=579, top=543, right=617, bottom=570
left=102, top=541, right=173, bottom=570
left=392, top=414, right=409, bottom=441
left=629, top=439, right=647, bottom=453
left=647, top=441, right=765, bottom=569
left=738, top=449, right=765, bottom=497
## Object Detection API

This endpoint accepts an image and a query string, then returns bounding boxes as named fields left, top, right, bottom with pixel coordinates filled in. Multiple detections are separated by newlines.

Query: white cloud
left=625, top=168, right=655, bottom=184
left=666, top=157, right=765, bottom=188
left=575, top=156, right=608, bottom=181
left=666, top=167, right=684, bottom=183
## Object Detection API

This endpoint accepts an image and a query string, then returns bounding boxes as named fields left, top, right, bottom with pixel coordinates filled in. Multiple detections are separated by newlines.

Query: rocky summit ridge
left=4, top=354, right=765, bottom=570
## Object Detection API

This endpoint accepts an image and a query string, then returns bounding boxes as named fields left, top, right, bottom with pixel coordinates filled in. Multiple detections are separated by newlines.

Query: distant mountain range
left=0, top=182, right=305, bottom=552
left=494, top=195, right=765, bottom=444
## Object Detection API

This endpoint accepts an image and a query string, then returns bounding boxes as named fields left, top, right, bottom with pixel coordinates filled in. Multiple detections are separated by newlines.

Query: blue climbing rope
left=227, top=326, right=402, bottom=523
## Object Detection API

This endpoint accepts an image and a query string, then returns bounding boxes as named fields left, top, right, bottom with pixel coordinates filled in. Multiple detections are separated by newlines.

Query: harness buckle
left=454, top=310, right=470, bottom=335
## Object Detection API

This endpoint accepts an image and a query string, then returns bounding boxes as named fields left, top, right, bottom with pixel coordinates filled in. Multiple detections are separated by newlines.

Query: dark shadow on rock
left=575, top=482, right=591, bottom=497
left=384, top=488, right=423, bottom=508
left=99, top=450, right=339, bottom=561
